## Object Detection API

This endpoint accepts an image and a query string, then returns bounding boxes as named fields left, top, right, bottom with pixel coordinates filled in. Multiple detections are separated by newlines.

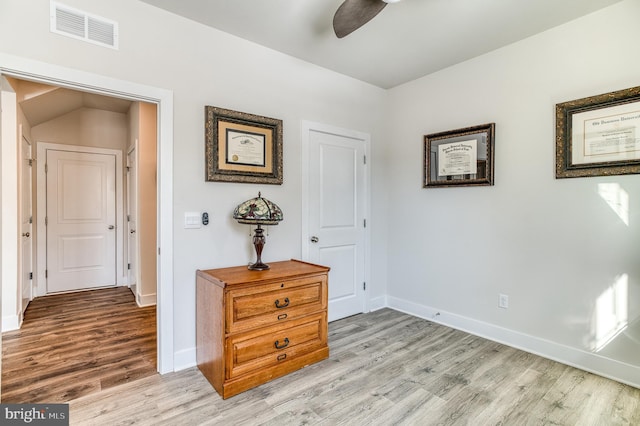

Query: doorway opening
left=1, top=76, right=159, bottom=402
left=0, top=56, right=174, bottom=391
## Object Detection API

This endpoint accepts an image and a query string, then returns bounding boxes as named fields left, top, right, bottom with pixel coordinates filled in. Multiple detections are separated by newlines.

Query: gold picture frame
left=423, top=123, right=495, bottom=188
left=205, top=106, right=283, bottom=184
left=556, top=86, right=640, bottom=179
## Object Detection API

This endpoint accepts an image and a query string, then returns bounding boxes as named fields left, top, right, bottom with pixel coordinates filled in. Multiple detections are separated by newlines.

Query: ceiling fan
left=333, top=0, right=402, bottom=38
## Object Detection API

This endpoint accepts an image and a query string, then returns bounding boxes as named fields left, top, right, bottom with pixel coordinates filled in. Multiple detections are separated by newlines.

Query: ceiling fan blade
left=333, top=0, right=387, bottom=38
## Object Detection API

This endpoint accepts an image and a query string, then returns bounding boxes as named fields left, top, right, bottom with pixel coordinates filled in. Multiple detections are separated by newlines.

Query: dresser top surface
left=197, top=259, right=329, bottom=287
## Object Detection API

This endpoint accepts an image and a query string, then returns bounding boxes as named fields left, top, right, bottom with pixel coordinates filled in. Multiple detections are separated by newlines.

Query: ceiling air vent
left=50, top=2, right=118, bottom=49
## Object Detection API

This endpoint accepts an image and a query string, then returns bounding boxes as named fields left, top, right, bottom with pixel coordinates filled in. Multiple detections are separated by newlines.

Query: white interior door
left=46, top=148, right=117, bottom=293
left=306, top=125, right=367, bottom=321
left=127, top=146, right=138, bottom=290
left=20, top=134, right=33, bottom=317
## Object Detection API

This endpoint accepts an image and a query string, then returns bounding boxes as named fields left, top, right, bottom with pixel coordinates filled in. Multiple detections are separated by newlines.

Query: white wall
left=386, top=0, right=640, bottom=386
left=0, top=0, right=387, bottom=368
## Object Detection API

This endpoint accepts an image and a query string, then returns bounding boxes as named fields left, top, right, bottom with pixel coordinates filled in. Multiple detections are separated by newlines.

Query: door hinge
left=28, top=159, right=33, bottom=166
left=45, top=163, right=48, bottom=173
left=45, top=270, right=48, bottom=278
left=29, top=272, right=33, bottom=280
left=363, top=282, right=366, bottom=291
left=127, top=263, right=131, bottom=270
left=29, top=216, right=33, bottom=224
left=45, top=216, right=48, bottom=226
left=363, top=218, right=367, bottom=228
left=363, top=155, right=366, bottom=165
left=127, top=214, right=130, bottom=222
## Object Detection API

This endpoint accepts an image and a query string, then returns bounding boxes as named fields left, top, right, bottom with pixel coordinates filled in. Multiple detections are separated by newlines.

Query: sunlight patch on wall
left=598, top=183, right=629, bottom=226
left=590, top=273, right=628, bottom=352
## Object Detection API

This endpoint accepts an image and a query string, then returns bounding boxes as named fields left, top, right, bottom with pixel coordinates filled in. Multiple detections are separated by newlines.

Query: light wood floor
left=70, top=308, right=640, bottom=425
left=2, top=287, right=156, bottom=403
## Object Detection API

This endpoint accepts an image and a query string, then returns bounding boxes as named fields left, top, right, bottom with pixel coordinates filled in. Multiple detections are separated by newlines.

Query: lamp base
left=248, top=261, right=270, bottom=271
left=248, top=225, right=269, bottom=270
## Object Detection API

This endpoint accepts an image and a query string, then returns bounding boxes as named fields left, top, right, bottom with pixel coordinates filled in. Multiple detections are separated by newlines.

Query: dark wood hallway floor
left=1, top=286, right=156, bottom=403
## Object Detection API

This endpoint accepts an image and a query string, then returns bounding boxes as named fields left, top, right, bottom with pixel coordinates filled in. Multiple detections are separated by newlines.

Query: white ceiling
left=140, top=0, right=621, bottom=89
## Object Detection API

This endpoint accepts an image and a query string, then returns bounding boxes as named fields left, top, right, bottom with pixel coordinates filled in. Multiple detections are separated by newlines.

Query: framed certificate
left=556, top=86, right=640, bottom=178
left=423, top=123, right=495, bottom=188
left=205, top=106, right=283, bottom=184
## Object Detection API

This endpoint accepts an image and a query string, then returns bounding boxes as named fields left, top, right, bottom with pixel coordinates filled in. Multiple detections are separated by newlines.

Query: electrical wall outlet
left=499, top=293, right=509, bottom=309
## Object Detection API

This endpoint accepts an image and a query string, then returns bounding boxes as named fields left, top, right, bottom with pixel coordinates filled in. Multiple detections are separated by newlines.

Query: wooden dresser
left=196, top=259, right=330, bottom=399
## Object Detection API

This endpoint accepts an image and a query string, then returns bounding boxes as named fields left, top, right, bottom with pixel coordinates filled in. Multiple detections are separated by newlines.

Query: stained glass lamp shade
left=232, top=192, right=283, bottom=270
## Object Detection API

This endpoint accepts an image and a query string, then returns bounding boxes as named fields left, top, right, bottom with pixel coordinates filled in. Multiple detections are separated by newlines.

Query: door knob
left=130, top=229, right=136, bottom=234
left=22, top=232, right=30, bottom=237
left=310, top=236, right=319, bottom=243
left=108, top=225, right=115, bottom=230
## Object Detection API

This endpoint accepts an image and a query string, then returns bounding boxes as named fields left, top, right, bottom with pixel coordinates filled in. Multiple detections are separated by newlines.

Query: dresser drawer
left=226, top=312, right=327, bottom=379
left=226, top=275, right=327, bottom=333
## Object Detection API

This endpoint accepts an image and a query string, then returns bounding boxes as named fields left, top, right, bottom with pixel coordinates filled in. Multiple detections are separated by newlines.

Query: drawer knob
left=274, top=338, right=290, bottom=349
left=274, top=297, right=290, bottom=309
left=277, top=313, right=288, bottom=320
left=277, top=354, right=287, bottom=361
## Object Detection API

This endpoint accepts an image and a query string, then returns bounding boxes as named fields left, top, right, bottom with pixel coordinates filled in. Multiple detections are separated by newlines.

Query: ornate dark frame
left=205, top=106, right=283, bottom=184
left=556, top=86, right=640, bottom=179
left=423, top=123, right=495, bottom=188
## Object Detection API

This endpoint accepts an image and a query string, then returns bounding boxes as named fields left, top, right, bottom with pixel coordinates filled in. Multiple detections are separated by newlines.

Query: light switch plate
left=184, top=212, right=201, bottom=229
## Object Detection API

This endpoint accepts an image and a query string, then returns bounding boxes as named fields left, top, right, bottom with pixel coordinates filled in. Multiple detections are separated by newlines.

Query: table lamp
left=232, top=192, right=283, bottom=270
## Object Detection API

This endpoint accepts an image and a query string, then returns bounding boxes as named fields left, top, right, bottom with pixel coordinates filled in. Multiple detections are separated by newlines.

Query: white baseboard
left=386, top=296, right=640, bottom=389
left=136, top=292, right=157, bottom=307
left=368, top=295, right=387, bottom=312
left=2, top=314, right=20, bottom=332
left=173, top=347, right=196, bottom=372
